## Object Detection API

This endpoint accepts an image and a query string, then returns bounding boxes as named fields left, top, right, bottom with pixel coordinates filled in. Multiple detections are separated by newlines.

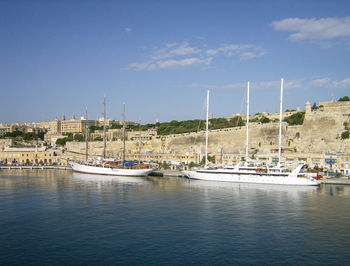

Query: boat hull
left=183, top=170, right=320, bottom=186
left=70, top=162, right=155, bottom=177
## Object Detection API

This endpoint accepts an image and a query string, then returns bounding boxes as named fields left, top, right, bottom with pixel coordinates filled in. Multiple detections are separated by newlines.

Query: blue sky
left=1, top=0, right=350, bottom=124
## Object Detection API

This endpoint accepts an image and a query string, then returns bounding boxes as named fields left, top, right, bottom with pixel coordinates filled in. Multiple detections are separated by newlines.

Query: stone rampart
left=64, top=100, right=350, bottom=162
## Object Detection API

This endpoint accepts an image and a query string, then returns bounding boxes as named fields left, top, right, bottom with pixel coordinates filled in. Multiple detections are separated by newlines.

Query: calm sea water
left=0, top=170, right=350, bottom=265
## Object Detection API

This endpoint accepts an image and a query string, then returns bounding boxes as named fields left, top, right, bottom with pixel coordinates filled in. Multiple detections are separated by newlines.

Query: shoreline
left=1, top=167, right=350, bottom=185
left=0, top=165, right=71, bottom=170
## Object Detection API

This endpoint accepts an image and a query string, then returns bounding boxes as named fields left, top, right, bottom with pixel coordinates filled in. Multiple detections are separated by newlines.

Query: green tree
left=74, top=134, right=84, bottom=141
left=338, top=96, right=350, bottom=101
left=260, top=116, right=270, bottom=124
left=22, top=132, right=35, bottom=141
left=344, top=122, right=349, bottom=130
left=284, top=112, right=305, bottom=125
left=200, top=155, right=215, bottom=165
left=188, top=161, right=199, bottom=168
left=341, top=131, right=350, bottom=140
left=56, top=138, right=68, bottom=146
left=311, top=102, right=319, bottom=111
left=89, top=125, right=104, bottom=132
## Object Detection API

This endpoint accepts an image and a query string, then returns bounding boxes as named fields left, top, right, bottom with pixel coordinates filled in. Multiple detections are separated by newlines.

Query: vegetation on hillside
left=55, top=133, right=73, bottom=146
left=0, top=130, right=45, bottom=141
left=250, top=115, right=270, bottom=124
left=283, top=112, right=305, bottom=125
left=155, top=117, right=245, bottom=135
left=89, top=125, right=104, bottom=132
left=341, top=131, right=349, bottom=140
left=338, top=96, right=350, bottom=101
left=312, top=102, right=319, bottom=111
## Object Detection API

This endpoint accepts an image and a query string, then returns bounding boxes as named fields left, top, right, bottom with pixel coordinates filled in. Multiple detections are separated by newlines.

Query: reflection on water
left=1, top=170, right=350, bottom=264
left=1, top=170, right=350, bottom=198
left=185, top=179, right=319, bottom=193
left=1, top=170, right=350, bottom=199
left=72, top=172, right=149, bottom=184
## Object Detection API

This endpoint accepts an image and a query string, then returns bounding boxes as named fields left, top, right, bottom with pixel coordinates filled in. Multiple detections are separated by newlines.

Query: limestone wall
left=64, top=100, right=350, bottom=162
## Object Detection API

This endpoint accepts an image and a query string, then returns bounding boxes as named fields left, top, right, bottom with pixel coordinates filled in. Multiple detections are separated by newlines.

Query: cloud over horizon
left=191, top=77, right=350, bottom=91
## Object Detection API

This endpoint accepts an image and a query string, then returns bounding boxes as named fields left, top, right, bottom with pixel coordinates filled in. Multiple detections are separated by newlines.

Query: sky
left=1, top=0, right=350, bottom=124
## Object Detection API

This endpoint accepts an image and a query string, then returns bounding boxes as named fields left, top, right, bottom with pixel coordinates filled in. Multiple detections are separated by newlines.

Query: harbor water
left=1, top=169, right=350, bottom=265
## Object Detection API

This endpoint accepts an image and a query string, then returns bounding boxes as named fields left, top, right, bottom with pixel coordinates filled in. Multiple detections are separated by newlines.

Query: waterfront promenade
left=0, top=165, right=71, bottom=170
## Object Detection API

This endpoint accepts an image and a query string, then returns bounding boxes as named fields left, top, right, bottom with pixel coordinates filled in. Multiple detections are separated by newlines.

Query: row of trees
left=0, top=130, right=45, bottom=141
left=283, top=112, right=305, bottom=126
left=339, top=96, right=350, bottom=101
left=56, top=133, right=85, bottom=146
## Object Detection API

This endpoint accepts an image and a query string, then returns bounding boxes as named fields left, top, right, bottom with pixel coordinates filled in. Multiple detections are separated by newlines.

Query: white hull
left=183, top=168, right=320, bottom=186
left=70, top=162, right=155, bottom=177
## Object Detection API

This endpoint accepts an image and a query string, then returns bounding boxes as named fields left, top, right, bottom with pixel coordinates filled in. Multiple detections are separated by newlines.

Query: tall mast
left=103, top=94, right=106, bottom=159
left=278, top=78, right=284, bottom=165
left=205, top=90, right=209, bottom=167
left=122, top=103, right=126, bottom=163
left=245, top=81, right=250, bottom=164
left=85, top=107, right=89, bottom=161
left=138, top=119, right=141, bottom=164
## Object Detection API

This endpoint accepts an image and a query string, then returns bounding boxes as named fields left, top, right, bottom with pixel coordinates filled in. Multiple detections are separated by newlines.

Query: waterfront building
left=337, top=153, right=350, bottom=176
left=126, top=151, right=198, bottom=165
left=0, top=146, right=61, bottom=165
left=217, top=152, right=242, bottom=165
left=324, top=152, right=337, bottom=170
left=128, top=129, right=157, bottom=141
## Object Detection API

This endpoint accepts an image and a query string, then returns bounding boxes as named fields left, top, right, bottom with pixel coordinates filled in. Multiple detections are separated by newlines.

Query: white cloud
left=127, top=57, right=212, bottom=71
left=157, top=57, right=212, bottom=69
left=308, top=77, right=350, bottom=88
left=271, top=17, right=350, bottom=40
left=126, top=62, right=155, bottom=71
left=127, top=42, right=264, bottom=71
left=206, top=44, right=264, bottom=60
left=339, top=78, right=350, bottom=87
left=125, top=27, right=132, bottom=33
left=152, top=42, right=201, bottom=60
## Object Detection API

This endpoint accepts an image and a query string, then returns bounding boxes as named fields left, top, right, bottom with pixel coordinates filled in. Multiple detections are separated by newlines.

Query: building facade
left=0, top=146, right=60, bottom=165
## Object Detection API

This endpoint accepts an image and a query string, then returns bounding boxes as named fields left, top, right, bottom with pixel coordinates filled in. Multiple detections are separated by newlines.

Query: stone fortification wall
left=65, top=100, right=350, bottom=161
left=319, top=100, right=350, bottom=112
left=0, top=139, right=13, bottom=150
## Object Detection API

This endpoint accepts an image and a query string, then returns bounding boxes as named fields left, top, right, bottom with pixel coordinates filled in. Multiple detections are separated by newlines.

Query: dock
left=321, top=177, right=350, bottom=185
left=0, top=166, right=72, bottom=170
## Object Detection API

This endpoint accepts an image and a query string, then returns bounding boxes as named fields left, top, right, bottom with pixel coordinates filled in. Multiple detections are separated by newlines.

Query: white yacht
left=70, top=160, right=155, bottom=177
left=70, top=97, right=156, bottom=177
left=183, top=80, right=320, bottom=186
